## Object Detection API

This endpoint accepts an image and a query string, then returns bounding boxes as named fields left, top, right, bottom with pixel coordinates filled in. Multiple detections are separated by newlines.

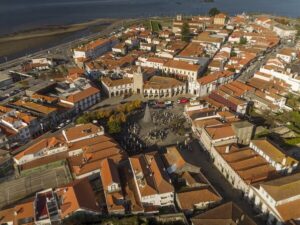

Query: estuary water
left=1, top=0, right=300, bottom=35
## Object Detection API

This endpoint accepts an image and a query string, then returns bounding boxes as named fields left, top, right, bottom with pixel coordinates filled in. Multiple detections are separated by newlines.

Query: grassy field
left=150, top=20, right=162, bottom=32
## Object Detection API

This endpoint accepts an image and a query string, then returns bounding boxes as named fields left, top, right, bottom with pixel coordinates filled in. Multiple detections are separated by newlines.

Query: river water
left=1, top=0, right=300, bottom=35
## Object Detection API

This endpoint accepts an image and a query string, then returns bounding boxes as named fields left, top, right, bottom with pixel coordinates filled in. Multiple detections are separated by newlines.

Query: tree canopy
left=208, top=7, right=220, bottom=17
left=239, top=37, right=247, bottom=45
left=181, top=22, right=190, bottom=42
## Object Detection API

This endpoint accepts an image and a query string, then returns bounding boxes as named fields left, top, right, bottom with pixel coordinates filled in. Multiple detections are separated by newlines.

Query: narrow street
left=237, top=43, right=283, bottom=82
left=179, top=140, right=264, bottom=225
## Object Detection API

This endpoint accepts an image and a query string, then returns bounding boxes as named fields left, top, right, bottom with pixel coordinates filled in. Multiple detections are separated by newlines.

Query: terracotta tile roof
left=0, top=124, right=17, bottom=136
left=251, top=139, right=298, bottom=167
left=192, top=118, right=223, bottom=129
left=63, top=123, right=103, bottom=143
left=220, top=83, right=246, bottom=97
left=68, top=141, right=127, bottom=177
left=130, top=152, right=173, bottom=197
left=13, top=100, right=58, bottom=115
left=164, top=60, right=200, bottom=72
left=194, top=31, right=223, bottom=44
left=277, top=48, right=297, bottom=57
left=217, top=111, right=238, bottom=122
left=178, top=42, right=205, bottom=57
left=180, top=171, right=208, bottom=186
left=177, top=187, right=221, bottom=211
left=67, top=135, right=113, bottom=152
left=0, top=200, right=35, bottom=225
left=146, top=57, right=167, bottom=64
left=65, top=86, right=100, bottom=103
left=56, top=178, right=100, bottom=218
left=145, top=152, right=174, bottom=194
left=191, top=202, right=257, bottom=225
left=15, top=135, right=67, bottom=160
left=74, top=38, right=110, bottom=52
left=208, top=60, right=222, bottom=68
left=197, top=74, right=218, bottom=85
left=163, top=146, right=186, bottom=171
left=186, top=107, right=216, bottom=120
left=143, top=76, right=184, bottom=90
left=202, top=96, right=225, bottom=109
left=215, top=13, right=227, bottom=19
left=215, top=144, right=280, bottom=185
left=260, top=172, right=300, bottom=202
left=101, top=77, right=133, bottom=87
left=276, top=199, right=300, bottom=222
left=101, top=158, right=121, bottom=191
left=69, top=152, right=124, bottom=177
left=129, top=154, right=157, bottom=196
left=198, top=71, right=234, bottom=85
left=211, top=89, right=246, bottom=106
left=105, top=192, right=125, bottom=213
left=205, top=125, right=236, bottom=140
left=230, top=80, right=254, bottom=92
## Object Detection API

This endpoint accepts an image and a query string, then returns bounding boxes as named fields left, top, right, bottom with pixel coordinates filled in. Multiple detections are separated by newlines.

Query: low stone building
left=143, top=76, right=186, bottom=98
left=101, top=77, right=133, bottom=97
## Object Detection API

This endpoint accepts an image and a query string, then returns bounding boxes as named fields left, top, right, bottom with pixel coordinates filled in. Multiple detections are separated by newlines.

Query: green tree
left=107, top=119, right=121, bottom=134
left=76, top=116, right=89, bottom=124
left=132, top=100, right=142, bottom=109
left=230, top=51, right=237, bottom=57
left=228, top=68, right=236, bottom=73
left=116, top=112, right=127, bottom=123
left=181, top=22, right=190, bottom=42
left=208, top=7, right=220, bottom=17
left=239, top=37, right=247, bottom=45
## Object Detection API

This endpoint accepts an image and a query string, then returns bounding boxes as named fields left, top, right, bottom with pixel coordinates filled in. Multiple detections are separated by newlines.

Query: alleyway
left=180, top=140, right=265, bottom=225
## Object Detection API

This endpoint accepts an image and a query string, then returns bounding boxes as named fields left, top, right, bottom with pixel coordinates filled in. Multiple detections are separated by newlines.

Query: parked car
left=164, top=100, right=173, bottom=106
left=148, top=100, right=157, bottom=107
left=153, top=101, right=166, bottom=109
left=177, top=97, right=189, bottom=104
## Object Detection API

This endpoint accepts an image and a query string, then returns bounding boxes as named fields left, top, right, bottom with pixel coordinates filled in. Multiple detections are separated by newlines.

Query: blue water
left=0, top=0, right=300, bottom=35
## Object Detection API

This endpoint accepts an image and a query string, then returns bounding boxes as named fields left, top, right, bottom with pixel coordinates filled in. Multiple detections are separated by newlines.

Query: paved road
left=180, top=140, right=265, bottom=225
left=0, top=19, right=136, bottom=71
left=237, top=44, right=283, bottom=82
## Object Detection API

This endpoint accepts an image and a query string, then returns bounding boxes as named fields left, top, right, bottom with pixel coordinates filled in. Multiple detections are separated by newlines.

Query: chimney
left=282, top=156, right=287, bottom=166
left=225, top=145, right=230, bottom=153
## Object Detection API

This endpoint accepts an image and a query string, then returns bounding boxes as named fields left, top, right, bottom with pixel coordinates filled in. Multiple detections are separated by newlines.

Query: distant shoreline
left=0, top=18, right=118, bottom=63
left=0, top=18, right=117, bottom=43
left=0, top=13, right=297, bottom=63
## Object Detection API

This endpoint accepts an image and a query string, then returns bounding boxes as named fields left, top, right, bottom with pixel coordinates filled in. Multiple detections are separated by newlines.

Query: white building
left=251, top=172, right=300, bottom=225
left=259, top=66, right=300, bottom=92
left=276, top=48, right=298, bottom=63
left=73, top=38, right=118, bottom=59
left=250, top=139, right=298, bottom=173
left=129, top=152, right=174, bottom=210
left=100, top=158, right=125, bottom=214
left=143, top=76, right=186, bottom=98
left=101, top=77, right=133, bottom=98
left=138, top=57, right=166, bottom=70
left=58, top=78, right=101, bottom=113
left=163, top=60, right=201, bottom=82
left=189, top=71, right=234, bottom=96
left=14, top=123, right=104, bottom=165
left=273, top=24, right=297, bottom=39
